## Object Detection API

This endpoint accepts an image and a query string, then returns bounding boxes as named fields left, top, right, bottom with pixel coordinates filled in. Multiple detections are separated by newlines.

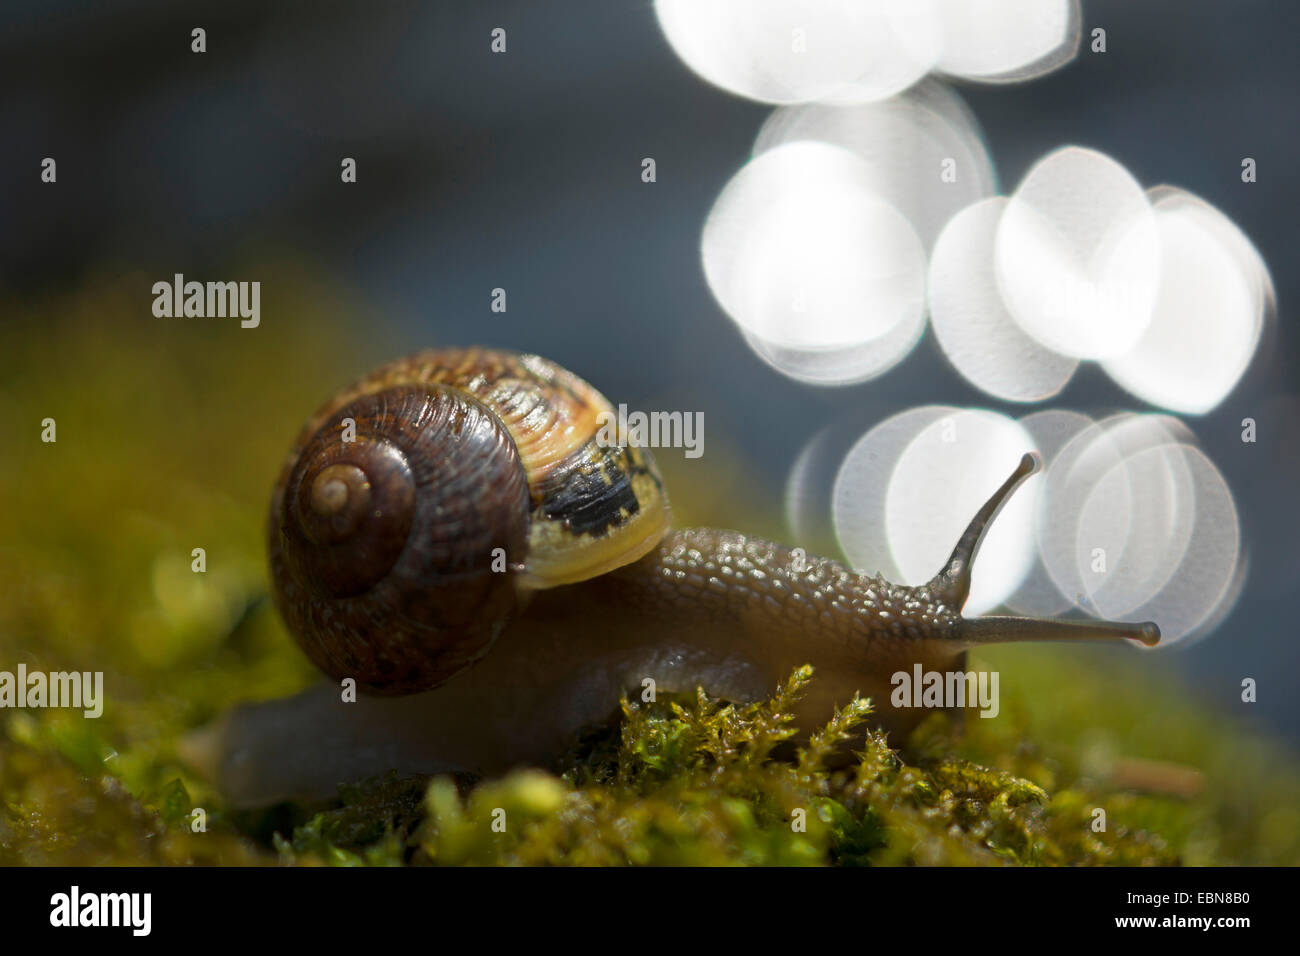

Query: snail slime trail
left=182, top=348, right=1160, bottom=806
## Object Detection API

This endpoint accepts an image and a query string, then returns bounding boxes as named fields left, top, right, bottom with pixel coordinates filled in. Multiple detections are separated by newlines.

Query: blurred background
left=0, top=0, right=1296, bottom=760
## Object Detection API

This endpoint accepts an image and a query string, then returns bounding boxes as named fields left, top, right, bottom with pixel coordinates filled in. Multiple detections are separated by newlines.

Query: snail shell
left=269, top=348, right=668, bottom=695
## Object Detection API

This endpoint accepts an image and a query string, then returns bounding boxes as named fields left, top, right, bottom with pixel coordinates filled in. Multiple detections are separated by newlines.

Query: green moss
left=399, top=666, right=1178, bottom=867
left=2, top=273, right=1298, bottom=866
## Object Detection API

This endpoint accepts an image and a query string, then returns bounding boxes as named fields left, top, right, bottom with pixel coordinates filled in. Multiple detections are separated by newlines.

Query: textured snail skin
left=187, top=528, right=966, bottom=806
left=190, top=510, right=1159, bottom=806
left=183, top=351, right=1161, bottom=806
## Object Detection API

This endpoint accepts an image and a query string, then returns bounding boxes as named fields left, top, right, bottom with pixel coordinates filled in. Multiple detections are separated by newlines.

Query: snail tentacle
left=931, top=452, right=1040, bottom=609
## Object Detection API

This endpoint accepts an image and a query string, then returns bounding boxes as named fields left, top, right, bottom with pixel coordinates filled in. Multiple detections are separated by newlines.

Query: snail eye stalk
left=930, top=452, right=1040, bottom=611
left=931, top=453, right=1161, bottom=648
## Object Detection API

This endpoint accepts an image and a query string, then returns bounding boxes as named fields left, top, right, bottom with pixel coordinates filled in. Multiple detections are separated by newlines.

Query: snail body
left=184, top=348, right=1159, bottom=806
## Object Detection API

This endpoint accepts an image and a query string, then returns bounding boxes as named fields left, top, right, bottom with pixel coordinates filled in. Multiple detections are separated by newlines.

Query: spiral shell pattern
left=268, top=348, right=669, bottom=693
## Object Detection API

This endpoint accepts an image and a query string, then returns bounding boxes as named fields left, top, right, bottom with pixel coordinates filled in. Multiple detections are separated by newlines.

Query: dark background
left=2, top=0, right=1296, bottom=743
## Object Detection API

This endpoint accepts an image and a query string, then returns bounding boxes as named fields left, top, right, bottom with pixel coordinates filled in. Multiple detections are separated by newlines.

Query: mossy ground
left=2, top=272, right=1298, bottom=866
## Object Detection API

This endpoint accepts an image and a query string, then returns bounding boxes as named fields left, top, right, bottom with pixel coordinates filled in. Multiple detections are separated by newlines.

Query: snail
left=181, top=348, right=1160, bottom=807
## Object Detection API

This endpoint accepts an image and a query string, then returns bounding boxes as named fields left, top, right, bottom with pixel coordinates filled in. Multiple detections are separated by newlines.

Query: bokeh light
left=655, top=0, right=1080, bottom=105
left=680, top=1, right=1260, bottom=650
left=655, top=0, right=943, bottom=105
left=933, top=0, right=1080, bottom=83
left=702, top=101, right=1272, bottom=413
left=831, top=406, right=1037, bottom=614
left=1100, top=186, right=1273, bottom=413
left=929, top=196, right=1078, bottom=402
left=995, top=146, right=1161, bottom=360
left=1003, top=408, right=1095, bottom=616
left=884, top=410, right=1040, bottom=614
left=830, top=405, right=957, bottom=582
left=701, top=141, right=927, bottom=384
left=798, top=405, right=1242, bottom=645
left=1036, top=413, right=1240, bottom=645
left=754, top=79, right=995, bottom=250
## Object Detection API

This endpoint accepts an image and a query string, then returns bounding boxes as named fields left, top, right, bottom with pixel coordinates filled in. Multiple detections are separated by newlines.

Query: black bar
left=0, top=866, right=1275, bottom=942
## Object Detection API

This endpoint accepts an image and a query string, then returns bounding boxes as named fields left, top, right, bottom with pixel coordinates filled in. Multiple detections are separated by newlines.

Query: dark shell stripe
left=536, top=438, right=661, bottom=537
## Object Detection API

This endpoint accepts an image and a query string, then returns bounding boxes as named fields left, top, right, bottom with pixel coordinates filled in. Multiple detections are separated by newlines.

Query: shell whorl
left=271, top=383, right=532, bottom=694
left=268, top=348, right=670, bottom=695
